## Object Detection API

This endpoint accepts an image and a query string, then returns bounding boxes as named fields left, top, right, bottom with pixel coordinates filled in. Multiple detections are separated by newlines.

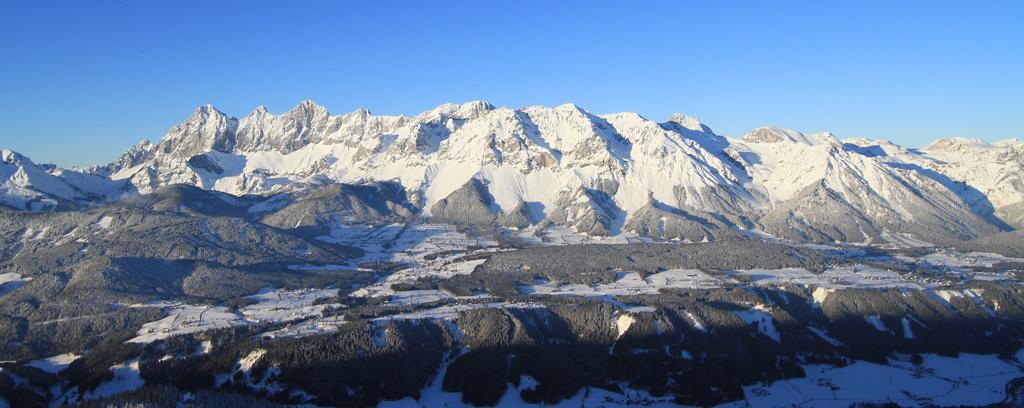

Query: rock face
left=2, top=101, right=1021, bottom=244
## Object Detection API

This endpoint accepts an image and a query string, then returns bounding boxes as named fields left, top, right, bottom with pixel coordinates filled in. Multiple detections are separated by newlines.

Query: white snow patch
left=214, top=348, right=283, bottom=394
left=616, top=314, right=635, bottom=339
left=933, top=288, right=984, bottom=304
left=812, top=287, right=835, bottom=306
left=808, top=326, right=842, bottom=347
left=26, top=353, right=80, bottom=373
left=191, top=341, right=212, bottom=356
left=734, top=305, right=780, bottom=343
left=683, top=311, right=708, bottom=333
left=96, top=216, right=114, bottom=229
left=901, top=317, right=915, bottom=339
left=864, top=315, right=889, bottom=333
left=83, top=359, right=144, bottom=400
left=0, top=273, right=31, bottom=297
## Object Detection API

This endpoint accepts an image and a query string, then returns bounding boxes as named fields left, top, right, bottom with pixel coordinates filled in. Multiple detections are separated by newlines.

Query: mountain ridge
left=2, top=100, right=1021, bottom=245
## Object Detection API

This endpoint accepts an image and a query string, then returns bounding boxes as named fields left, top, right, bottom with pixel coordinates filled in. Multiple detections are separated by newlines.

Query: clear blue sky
left=1, top=1, right=1021, bottom=167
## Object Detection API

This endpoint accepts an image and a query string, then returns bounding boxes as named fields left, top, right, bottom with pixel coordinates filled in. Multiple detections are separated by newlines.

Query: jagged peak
left=416, top=100, right=494, bottom=122
left=843, top=137, right=877, bottom=147
left=127, top=139, right=155, bottom=151
left=667, top=113, right=700, bottom=127
left=180, top=104, right=231, bottom=128
left=452, top=100, right=494, bottom=119
left=519, top=103, right=594, bottom=120
left=192, top=103, right=225, bottom=117
left=334, top=107, right=373, bottom=123
left=554, top=102, right=587, bottom=114
left=742, top=126, right=825, bottom=146
left=923, top=137, right=994, bottom=151
left=427, top=102, right=460, bottom=113
left=994, top=138, right=1023, bottom=148
left=1, top=148, right=25, bottom=164
left=603, top=111, right=647, bottom=121
left=743, top=126, right=800, bottom=143
left=813, top=131, right=841, bottom=145
left=0, top=149, right=44, bottom=167
left=667, top=113, right=712, bottom=133
left=287, top=99, right=330, bottom=116
left=459, top=99, right=494, bottom=111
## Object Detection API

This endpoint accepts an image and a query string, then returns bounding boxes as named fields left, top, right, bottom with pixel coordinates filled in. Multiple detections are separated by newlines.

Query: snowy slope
left=920, top=137, right=1024, bottom=227
left=0, top=149, right=130, bottom=210
left=731, top=128, right=1003, bottom=244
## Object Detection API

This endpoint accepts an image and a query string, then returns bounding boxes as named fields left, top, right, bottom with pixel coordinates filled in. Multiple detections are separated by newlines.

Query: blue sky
left=1, top=1, right=1021, bottom=167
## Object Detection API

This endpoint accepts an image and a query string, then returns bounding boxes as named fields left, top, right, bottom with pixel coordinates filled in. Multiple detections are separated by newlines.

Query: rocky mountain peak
left=742, top=126, right=826, bottom=146
left=667, top=113, right=713, bottom=134
left=1, top=148, right=25, bottom=164
left=923, top=137, right=994, bottom=152
left=288, top=99, right=330, bottom=117
left=993, top=138, right=1023, bottom=149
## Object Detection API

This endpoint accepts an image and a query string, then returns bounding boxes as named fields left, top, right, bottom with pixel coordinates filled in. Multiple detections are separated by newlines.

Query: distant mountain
left=0, top=149, right=130, bottom=211
left=4, top=101, right=1022, bottom=244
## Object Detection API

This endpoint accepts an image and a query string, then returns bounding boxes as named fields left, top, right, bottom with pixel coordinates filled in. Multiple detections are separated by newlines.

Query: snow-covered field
left=523, top=269, right=721, bottom=297
left=258, top=316, right=347, bottom=339
left=731, top=265, right=933, bottom=291
left=25, top=353, right=80, bottom=374
left=352, top=258, right=488, bottom=299
left=128, top=305, right=246, bottom=344
left=515, top=226, right=652, bottom=246
left=373, top=302, right=543, bottom=322
left=386, top=289, right=455, bottom=306
left=318, top=223, right=497, bottom=265
left=724, top=352, right=1024, bottom=407
left=239, top=287, right=338, bottom=324
left=128, top=287, right=341, bottom=343
left=123, top=225, right=506, bottom=344
left=521, top=262, right=981, bottom=302
left=83, top=358, right=145, bottom=400
left=321, top=223, right=502, bottom=299
left=915, top=250, right=1024, bottom=269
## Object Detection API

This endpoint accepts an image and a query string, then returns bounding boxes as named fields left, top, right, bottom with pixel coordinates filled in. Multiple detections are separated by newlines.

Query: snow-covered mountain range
left=3, top=101, right=1021, bottom=245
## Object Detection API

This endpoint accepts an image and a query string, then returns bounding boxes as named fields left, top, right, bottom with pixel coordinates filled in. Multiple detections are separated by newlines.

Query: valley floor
left=3, top=221, right=1024, bottom=407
